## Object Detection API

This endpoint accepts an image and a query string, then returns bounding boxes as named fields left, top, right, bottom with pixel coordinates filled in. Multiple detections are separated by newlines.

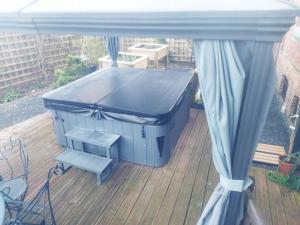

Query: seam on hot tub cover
left=43, top=68, right=195, bottom=124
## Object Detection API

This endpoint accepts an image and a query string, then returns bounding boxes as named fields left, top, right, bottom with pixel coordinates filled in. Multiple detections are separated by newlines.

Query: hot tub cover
left=43, top=68, right=194, bottom=124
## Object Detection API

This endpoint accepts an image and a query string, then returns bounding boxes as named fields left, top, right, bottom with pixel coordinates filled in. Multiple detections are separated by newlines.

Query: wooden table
left=0, top=194, right=4, bottom=225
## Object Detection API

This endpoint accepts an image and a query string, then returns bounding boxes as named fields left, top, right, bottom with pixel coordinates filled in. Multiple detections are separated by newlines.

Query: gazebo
left=1, top=0, right=300, bottom=224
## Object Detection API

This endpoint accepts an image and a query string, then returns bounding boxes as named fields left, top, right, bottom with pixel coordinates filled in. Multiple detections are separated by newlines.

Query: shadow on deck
left=0, top=109, right=299, bottom=225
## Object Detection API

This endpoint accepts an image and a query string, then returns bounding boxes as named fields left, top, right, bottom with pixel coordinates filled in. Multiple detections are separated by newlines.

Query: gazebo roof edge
left=0, top=0, right=300, bottom=41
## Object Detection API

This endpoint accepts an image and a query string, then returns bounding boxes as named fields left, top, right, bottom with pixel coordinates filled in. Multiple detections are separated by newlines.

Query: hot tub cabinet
left=128, top=43, right=168, bottom=68
left=99, top=52, right=149, bottom=69
left=43, top=68, right=196, bottom=167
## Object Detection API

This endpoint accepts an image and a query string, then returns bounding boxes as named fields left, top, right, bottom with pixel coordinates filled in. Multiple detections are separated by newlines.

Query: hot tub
left=43, top=68, right=196, bottom=167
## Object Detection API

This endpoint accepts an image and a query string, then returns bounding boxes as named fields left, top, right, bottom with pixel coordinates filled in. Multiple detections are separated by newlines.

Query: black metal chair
left=1, top=165, right=63, bottom=225
left=0, top=136, right=29, bottom=202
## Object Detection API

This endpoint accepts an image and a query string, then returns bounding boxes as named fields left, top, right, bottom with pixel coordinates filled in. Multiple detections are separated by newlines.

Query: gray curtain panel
left=104, top=37, right=119, bottom=67
left=193, top=40, right=275, bottom=225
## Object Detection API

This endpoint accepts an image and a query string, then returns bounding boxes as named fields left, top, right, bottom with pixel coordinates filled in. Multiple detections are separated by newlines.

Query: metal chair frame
left=0, top=136, right=29, bottom=205
left=1, top=165, right=63, bottom=225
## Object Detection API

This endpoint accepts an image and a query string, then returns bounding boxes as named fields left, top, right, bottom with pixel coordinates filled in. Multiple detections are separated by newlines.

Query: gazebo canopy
left=1, top=0, right=299, bottom=41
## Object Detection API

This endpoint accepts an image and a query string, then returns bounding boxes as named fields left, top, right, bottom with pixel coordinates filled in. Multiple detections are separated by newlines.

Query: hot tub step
left=56, top=149, right=113, bottom=185
left=65, top=127, right=120, bottom=148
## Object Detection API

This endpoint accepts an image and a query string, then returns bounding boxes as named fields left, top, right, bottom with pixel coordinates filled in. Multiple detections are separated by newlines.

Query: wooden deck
left=0, top=109, right=299, bottom=225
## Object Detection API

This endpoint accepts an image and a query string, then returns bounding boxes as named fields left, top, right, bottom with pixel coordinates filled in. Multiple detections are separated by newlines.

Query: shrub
left=53, top=55, right=96, bottom=88
left=28, top=81, right=47, bottom=90
left=72, top=37, right=107, bottom=65
left=2, top=89, right=21, bottom=103
left=156, top=38, right=167, bottom=44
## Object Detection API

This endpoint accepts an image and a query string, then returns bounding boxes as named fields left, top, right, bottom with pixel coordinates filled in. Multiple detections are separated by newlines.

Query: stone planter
left=99, top=52, right=149, bottom=69
left=128, top=43, right=168, bottom=68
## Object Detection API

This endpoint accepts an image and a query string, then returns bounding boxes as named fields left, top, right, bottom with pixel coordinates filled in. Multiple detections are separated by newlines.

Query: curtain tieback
left=220, top=175, right=253, bottom=192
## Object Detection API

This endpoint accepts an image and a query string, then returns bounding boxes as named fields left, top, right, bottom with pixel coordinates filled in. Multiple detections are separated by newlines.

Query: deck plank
left=105, top=167, right=152, bottom=225
left=253, top=168, right=273, bottom=225
left=123, top=110, right=197, bottom=225
left=0, top=110, right=300, bottom=225
left=123, top=167, right=164, bottom=225
left=169, top=118, right=208, bottom=225
left=184, top=135, right=213, bottom=225
left=152, top=112, right=206, bottom=225
left=280, top=186, right=300, bottom=225
left=203, top=157, right=219, bottom=207
left=64, top=164, right=134, bottom=225
left=294, top=192, right=300, bottom=213
left=266, top=170, right=288, bottom=225
left=138, top=112, right=201, bottom=225
left=93, top=166, right=147, bottom=225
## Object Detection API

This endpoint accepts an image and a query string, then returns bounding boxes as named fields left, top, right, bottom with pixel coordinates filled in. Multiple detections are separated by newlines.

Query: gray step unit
left=56, top=128, right=120, bottom=184
left=65, top=127, right=120, bottom=162
left=56, top=149, right=112, bottom=185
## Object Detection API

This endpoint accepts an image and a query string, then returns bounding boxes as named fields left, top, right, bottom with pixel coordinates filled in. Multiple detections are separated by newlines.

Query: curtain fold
left=224, top=42, right=276, bottom=225
left=104, top=36, right=119, bottom=67
left=193, top=40, right=275, bottom=225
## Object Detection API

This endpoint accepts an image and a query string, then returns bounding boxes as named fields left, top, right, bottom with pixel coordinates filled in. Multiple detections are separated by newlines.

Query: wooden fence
left=1, top=36, right=194, bottom=93
left=0, top=33, right=80, bottom=93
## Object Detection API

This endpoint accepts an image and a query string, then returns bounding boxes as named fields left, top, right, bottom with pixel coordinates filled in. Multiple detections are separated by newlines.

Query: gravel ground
left=0, top=89, right=48, bottom=130
left=258, top=94, right=290, bottom=151
left=0, top=88, right=290, bottom=151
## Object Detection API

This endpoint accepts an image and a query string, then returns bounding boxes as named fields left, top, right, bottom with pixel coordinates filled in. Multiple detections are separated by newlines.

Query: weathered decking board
left=0, top=109, right=299, bottom=225
left=253, top=144, right=286, bottom=166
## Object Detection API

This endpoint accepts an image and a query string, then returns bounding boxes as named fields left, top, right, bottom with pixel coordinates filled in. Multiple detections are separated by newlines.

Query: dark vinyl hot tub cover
left=43, top=68, right=195, bottom=125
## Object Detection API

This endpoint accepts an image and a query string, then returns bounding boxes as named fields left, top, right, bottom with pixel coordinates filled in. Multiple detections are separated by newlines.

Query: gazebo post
left=224, top=41, right=276, bottom=225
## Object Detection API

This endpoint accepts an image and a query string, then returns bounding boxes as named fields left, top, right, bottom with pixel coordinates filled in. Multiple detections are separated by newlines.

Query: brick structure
left=276, top=28, right=300, bottom=116
left=275, top=0, right=300, bottom=152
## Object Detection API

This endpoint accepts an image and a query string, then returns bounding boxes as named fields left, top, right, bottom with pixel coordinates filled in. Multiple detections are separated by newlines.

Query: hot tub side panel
left=49, top=104, right=190, bottom=167
left=50, top=110, right=176, bottom=166
left=144, top=95, right=190, bottom=166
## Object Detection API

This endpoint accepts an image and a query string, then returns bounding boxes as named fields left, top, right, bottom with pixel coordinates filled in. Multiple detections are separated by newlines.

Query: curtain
left=104, top=36, right=119, bottom=67
left=193, top=40, right=275, bottom=225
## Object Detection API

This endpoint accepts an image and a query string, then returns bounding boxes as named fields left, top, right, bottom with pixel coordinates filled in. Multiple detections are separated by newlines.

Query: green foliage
left=85, top=38, right=107, bottom=64
left=267, top=170, right=300, bottom=191
left=28, top=81, right=47, bottom=90
left=53, top=55, right=95, bottom=88
left=73, top=37, right=107, bottom=64
left=194, top=89, right=203, bottom=105
left=118, top=54, right=140, bottom=62
left=267, top=151, right=300, bottom=191
left=2, top=89, right=21, bottom=103
left=156, top=38, right=167, bottom=44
